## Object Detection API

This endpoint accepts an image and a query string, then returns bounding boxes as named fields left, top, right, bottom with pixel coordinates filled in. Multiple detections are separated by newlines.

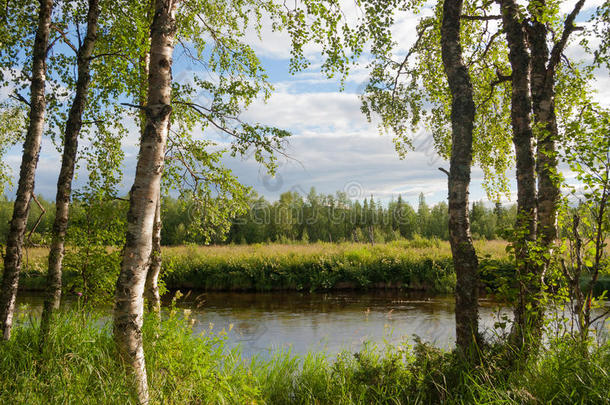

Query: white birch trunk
left=0, top=0, right=53, bottom=340
left=113, top=1, right=178, bottom=403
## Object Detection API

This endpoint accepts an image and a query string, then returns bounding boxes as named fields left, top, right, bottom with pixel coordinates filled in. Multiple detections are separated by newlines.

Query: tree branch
left=589, top=307, right=610, bottom=325
left=461, top=15, right=502, bottom=21
left=476, top=71, right=511, bottom=109
left=26, top=194, right=46, bottom=246
left=9, top=92, right=30, bottom=107
left=121, top=102, right=146, bottom=110
left=50, top=24, right=78, bottom=55
left=548, top=0, right=586, bottom=72
left=174, top=101, right=297, bottom=164
left=391, top=20, right=433, bottom=101
left=90, top=52, right=131, bottom=60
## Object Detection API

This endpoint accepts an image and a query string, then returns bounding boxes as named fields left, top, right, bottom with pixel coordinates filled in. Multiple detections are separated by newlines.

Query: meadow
left=14, top=239, right=512, bottom=293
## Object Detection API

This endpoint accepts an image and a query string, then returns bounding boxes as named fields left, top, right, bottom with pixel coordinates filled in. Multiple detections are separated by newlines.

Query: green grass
left=12, top=240, right=512, bottom=293
left=1, top=309, right=609, bottom=404
left=161, top=240, right=511, bottom=293
left=9, top=240, right=610, bottom=297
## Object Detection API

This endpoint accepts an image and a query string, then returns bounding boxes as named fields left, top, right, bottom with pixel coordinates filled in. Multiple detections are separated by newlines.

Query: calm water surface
left=16, top=291, right=608, bottom=358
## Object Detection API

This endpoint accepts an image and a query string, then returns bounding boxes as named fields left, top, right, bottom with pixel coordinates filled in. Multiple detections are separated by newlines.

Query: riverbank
left=162, top=241, right=518, bottom=292
left=12, top=240, right=514, bottom=293
left=2, top=310, right=609, bottom=404
left=9, top=240, right=610, bottom=295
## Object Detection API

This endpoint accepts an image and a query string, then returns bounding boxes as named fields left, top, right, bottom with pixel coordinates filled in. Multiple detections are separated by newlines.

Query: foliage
left=0, top=190, right=517, bottom=247
left=62, top=193, right=127, bottom=305
left=162, top=141, right=250, bottom=245
left=554, top=105, right=610, bottom=338
left=0, top=105, right=26, bottom=194
left=358, top=0, right=515, bottom=199
left=10, top=240, right=513, bottom=294
left=228, top=190, right=515, bottom=245
left=588, top=0, right=610, bottom=69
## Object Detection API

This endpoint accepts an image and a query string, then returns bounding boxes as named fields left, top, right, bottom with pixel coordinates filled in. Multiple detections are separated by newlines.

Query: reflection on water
left=16, top=291, right=608, bottom=358
left=174, top=292, right=512, bottom=357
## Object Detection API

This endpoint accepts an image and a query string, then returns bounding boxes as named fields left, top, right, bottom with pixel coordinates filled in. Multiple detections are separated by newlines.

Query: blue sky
left=3, top=1, right=609, bottom=207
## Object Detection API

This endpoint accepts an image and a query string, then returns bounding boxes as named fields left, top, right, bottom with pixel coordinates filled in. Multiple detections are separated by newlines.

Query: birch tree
left=357, top=0, right=515, bottom=354
left=40, top=0, right=101, bottom=344
left=349, top=0, right=594, bottom=353
left=113, top=0, right=178, bottom=401
left=0, top=0, right=53, bottom=340
left=109, top=1, right=347, bottom=398
left=496, top=0, right=589, bottom=351
left=497, top=0, right=540, bottom=349
left=440, top=0, right=480, bottom=354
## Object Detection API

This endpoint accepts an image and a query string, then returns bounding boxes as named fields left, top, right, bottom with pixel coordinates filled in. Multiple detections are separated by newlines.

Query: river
left=15, top=291, right=608, bottom=358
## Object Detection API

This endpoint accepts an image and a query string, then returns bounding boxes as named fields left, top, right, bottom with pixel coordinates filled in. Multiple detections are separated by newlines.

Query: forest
left=0, top=191, right=518, bottom=245
left=0, top=0, right=609, bottom=404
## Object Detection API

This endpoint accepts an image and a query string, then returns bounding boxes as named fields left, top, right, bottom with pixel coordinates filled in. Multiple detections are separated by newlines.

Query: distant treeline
left=225, top=190, right=516, bottom=244
left=0, top=189, right=517, bottom=246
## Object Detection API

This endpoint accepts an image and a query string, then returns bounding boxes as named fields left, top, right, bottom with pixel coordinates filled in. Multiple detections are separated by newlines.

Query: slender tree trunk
left=39, top=0, right=99, bottom=345
left=499, top=0, right=539, bottom=350
left=440, top=0, right=479, bottom=354
left=0, top=0, right=53, bottom=340
left=528, top=22, right=558, bottom=347
left=530, top=0, right=585, bottom=272
left=145, top=198, right=162, bottom=313
left=113, top=0, right=177, bottom=403
left=138, top=26, right=163, bottom=316
left=529, top=20, right=558, bottom=252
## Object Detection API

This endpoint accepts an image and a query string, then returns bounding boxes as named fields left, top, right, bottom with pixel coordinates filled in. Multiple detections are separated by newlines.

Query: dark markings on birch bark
left=499, top=0, right=539, bottom=350
left=530, top=0, right=585, bottom=273
left=145, top=198, right=162, bottom=314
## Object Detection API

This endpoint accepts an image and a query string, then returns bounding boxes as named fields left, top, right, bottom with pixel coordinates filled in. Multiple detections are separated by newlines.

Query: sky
left=3, top=0, right=609, bottom=207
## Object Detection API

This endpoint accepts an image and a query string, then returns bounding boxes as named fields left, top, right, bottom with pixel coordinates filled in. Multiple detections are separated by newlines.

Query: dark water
left=16, top=291, right=608, bottom=358
left=174, top=292, right=511, bottom=357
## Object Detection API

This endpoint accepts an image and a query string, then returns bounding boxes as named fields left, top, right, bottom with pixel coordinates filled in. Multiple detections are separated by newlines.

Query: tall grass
left=10, top=240, right=610, bottom=295
left=162, top=240, right=511, bottom=293
left=9, top=240, right=513, bottom=293
left=1, top=309, right=609, bottom=404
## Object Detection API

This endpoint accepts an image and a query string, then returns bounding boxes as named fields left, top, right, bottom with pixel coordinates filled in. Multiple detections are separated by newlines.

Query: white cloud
left=3, top=0, right=607, bottom=210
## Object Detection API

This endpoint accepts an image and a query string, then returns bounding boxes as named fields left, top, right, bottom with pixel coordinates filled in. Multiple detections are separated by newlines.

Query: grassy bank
left=10, top=240, right=610, bottom=295
left=9, top=240, right=512, bottom=293
left=162, top=240, right=511, bottom=293
left=2, top=309, right=609, bottom=404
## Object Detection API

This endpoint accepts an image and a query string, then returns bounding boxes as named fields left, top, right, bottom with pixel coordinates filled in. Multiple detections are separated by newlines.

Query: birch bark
left=40, top=0, right=100, bottom=343
left=113, top=0, right=178, bottom=402
left=0, top=0, right=53, bottom=340
left=440, top=0, right=480, bottom=353
left=499, top=0, right=539, bottom=349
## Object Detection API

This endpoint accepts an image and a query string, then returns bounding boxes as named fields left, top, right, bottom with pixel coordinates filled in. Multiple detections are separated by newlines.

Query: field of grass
left=160, top=239, right=511, bottom=293
left=2, top=309, right=609, bottom=404
left=11, top=239, right=610, bottom=295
